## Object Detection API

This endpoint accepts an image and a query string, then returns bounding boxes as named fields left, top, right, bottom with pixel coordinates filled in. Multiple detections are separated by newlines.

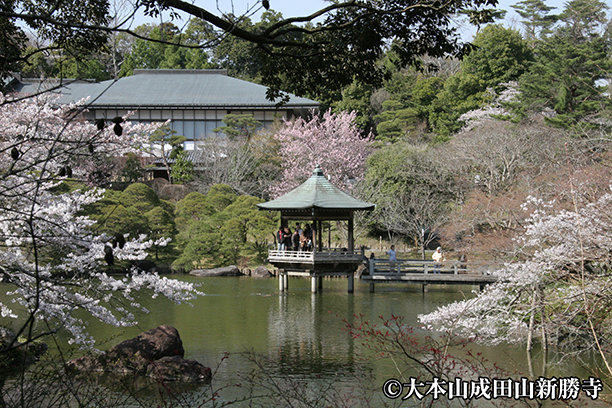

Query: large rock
left=146, top=356, right=211, bottom=383
left=66, top=325, right=210, bottom=383
left=251, top=266, right=273, bottom=278
left=189, top=265, right=243, bottom=277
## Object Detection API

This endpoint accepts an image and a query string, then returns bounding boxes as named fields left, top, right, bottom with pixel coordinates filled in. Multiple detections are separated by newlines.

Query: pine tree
left=511, top=0, right=559, bottom=43
left=519, top=0, right=611, bottom=127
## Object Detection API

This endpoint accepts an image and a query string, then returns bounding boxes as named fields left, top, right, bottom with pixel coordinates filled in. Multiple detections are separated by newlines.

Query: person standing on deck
left=282, top=228, right=293, bottom=252
left=277, top=227, right=284, bottom=251
left=387, top=245, right=397, bottom=273
left=292, top=229, right=300, bottom=251
left=303, top=224, right=313, bottom=251
left=459, top=253, right=467, bottom=273
left=432, top=247, right=445, bottom=273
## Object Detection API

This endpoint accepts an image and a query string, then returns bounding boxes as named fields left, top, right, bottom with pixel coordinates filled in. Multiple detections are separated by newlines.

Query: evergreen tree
left=333, top=81, right=376, bottom=131
left=213, top=114, right=262, bottom=141
left=121, top=153, right=145, bottom=182
left=148, top=125, right=190, bottom=183
left=85, top=183, right=177, bottom=260
left=172, top=185, right=275, bottom=269
left=374, top=100, right=420, bottom=144
left=519, top=0, right=611, bottom=127
left=431, top=25, right=533, bottom=138
left=120, top=21, right=212, bottom=77
left=55, top=55, right=111, bottom=81
left=171, top=150, right=194, bottom=184
left=511, top=0, right=559, bottom=43
left=211, top=13, right=282, bottom=82
left=460, top=24, right=534, bottom=92
left=174, top=192, right=215, bottom=233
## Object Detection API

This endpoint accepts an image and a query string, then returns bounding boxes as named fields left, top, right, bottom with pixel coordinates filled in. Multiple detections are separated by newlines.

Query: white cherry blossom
left=0, top=94, right=201, bottom=349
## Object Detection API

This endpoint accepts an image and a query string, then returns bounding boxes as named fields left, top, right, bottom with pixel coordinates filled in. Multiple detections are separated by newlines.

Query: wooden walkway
left=362, top=259, right=499, bottom=292
left=266, top=249, right=500, bottom=293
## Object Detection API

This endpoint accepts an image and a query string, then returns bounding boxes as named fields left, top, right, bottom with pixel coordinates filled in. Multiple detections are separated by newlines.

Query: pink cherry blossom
left=271, top=109, right=373, bottom=197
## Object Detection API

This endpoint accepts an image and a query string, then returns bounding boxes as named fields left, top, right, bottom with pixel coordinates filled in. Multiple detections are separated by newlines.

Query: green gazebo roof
left=257, top=165, right=375, bottom=212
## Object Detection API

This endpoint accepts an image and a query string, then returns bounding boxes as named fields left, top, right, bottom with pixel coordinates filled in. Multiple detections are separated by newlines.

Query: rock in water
left=147, top=356, right=212, bottom=383
left=66, top=325, right=211, bottom=383
left=251, top=266, right=273, bottom=278
left=189, top=265, right=243, bottom=277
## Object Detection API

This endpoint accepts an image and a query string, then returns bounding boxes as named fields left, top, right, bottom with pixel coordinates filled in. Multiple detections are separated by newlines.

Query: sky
left=133, top=0, right=572, bottom=41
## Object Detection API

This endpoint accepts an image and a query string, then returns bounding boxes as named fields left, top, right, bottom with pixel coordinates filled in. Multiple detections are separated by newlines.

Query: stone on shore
left=189, top=265, right=243, bottom=277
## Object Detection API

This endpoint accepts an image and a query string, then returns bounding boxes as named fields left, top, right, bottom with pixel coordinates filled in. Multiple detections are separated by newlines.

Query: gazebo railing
left=268, top=249, right=364, bottom=263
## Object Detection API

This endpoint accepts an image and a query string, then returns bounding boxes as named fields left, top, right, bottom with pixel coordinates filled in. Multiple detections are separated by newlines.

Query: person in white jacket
left=387, top=245, right=397, bottom=273
left=432, top=247, right=445, bottom=273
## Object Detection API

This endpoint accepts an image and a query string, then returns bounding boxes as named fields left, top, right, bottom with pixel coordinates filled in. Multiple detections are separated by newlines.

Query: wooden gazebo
left=257, top=165, right=375, bottom=293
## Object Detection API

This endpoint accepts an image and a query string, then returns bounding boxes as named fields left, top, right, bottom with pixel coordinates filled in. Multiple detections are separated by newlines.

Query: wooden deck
left=268, top=249, right=365, bottom=293
left=362, top=259, right=499, bottom=292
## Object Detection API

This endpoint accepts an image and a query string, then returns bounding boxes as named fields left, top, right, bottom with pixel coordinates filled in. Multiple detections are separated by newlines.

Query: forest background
left=13, top=0, right=610, bottom=273
left=12, top=0, right=612, bottom=272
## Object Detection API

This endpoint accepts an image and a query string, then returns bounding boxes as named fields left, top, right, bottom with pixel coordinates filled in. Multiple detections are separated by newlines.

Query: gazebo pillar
left=348, top=272, right=354, bottom=293
left=317, top=220, right=323, bottom=251
left=278, top=270, right=288, bottom=292
left=348, top=215, right=354, bottom=252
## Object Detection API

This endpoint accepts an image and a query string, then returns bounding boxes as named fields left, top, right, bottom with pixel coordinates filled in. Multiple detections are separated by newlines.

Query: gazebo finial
left=313, top=164, right=323, bottom=176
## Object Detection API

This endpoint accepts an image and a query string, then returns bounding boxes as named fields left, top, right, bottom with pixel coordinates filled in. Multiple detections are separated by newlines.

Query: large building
left=12, top=69, right=320, bottom=150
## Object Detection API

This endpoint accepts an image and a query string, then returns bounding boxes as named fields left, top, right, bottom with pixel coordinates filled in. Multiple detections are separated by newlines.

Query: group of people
left=277, top=223, right=313, bottom=252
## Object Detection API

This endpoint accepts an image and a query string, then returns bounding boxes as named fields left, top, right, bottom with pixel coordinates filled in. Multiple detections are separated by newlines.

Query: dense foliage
left=118, top=21, right=213, bottom=77
left=172, top=186, right=277, bottom=270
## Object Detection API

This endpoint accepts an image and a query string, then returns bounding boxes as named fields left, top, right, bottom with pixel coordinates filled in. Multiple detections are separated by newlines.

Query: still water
left=2, top=275, right=605, bottom=406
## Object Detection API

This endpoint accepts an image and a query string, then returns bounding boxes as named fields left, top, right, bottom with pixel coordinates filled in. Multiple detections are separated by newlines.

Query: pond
left=1, top=275, right=606, bottom=407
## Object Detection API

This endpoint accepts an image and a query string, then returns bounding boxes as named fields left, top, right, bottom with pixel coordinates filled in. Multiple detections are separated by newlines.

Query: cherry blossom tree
left=457, top=81, right=521, bottom=133
left=271, top=110, right=372, bottom=198
left=0, top=94, right=200, bottom=351
left=419, top=188, right=612, bottom=378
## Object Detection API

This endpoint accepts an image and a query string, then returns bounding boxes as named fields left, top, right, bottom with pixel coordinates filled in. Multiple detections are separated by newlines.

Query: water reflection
left=0, top=275, right=604, bottom=405
left=268, top=292, right=359, bottom=377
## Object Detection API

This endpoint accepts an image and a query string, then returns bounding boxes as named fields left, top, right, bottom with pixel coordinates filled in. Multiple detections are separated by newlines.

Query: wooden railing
left=267, top=249, right=364, bottom=263
left=369, top=259, right=500, bottom=276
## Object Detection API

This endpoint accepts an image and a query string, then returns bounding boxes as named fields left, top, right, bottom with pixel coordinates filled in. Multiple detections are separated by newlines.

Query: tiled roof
left=148, top=150, right=209, bottom=165
left=257, top=165, right=375, bottom=212
left=13, top=70, right=319, bottom=109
